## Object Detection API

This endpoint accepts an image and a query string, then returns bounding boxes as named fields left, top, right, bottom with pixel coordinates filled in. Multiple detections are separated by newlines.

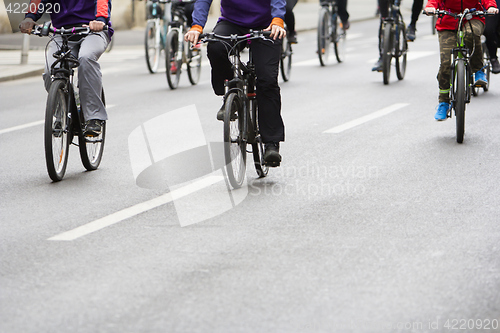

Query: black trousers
left=207, top=20, right=285, bottom=143
left=484, top=13, right=500, bottom=60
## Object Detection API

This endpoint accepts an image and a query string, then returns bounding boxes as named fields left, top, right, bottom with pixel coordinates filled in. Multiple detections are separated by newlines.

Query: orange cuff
left=271, top=18, right=284, bottom=29
left=190, top=25, right=203, bottom=34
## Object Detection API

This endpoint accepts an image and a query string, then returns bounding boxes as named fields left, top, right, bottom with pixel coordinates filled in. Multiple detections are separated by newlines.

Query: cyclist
left=424, top=0, right=498, bottom=120
left=19, top=0, right=112, bottom=137
left=285, top=0, right=298, bottom=43
left=184, top=0, right=286, bottom=166
left=484, top=0, right=500, bottom=73
left=407, top=0, right=424, bottom=41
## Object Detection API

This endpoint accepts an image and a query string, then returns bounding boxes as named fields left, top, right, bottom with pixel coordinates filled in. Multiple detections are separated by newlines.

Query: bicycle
left=427, top=9, right=493, bottom=143
left=165, top=0, right=201, bottom=89
left=472, top=36, right=491, bottom=96
left=317, top=0, right=346, bottom=66
left=280, top=24, right=293, bottom=81
left=199, top=31, right=273, bottom=189
left=144, top=0, right=168, bottom=73
left=32, top=22, right=106, bottom=181
left=379, top=0, right=408, bottom=84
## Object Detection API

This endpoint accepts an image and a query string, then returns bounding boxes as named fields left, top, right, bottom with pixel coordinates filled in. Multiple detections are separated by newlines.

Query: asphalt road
left=1, top=16, right=500, bottom=333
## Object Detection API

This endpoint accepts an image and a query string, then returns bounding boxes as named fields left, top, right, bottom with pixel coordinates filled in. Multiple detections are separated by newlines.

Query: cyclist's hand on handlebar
left=84, top=20, right=105, bottom=32
left=487, top=7, right=499, bottom=14
left=19, top=18, right=36, bottom=34
left=265, top=24, right=286, bottom=40
left=423, top=7, right=436, bottom=15
left=185, top=30, right=201, bottom=45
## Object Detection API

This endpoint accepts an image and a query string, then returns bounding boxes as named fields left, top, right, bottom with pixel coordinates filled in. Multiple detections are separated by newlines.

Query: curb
left=0, top=67, right=44, bottom=82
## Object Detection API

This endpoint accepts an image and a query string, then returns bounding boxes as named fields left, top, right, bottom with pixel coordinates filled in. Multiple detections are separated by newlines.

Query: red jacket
left=425, top=0, right=497, bottom=31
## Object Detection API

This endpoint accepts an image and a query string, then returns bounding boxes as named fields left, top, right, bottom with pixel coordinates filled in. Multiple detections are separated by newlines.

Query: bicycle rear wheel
left=187, top=41, right=202, bottom=85
left=280, top=33, right=292, bottom=81
left=334, top=14, right=346, bottom=63
left=454, top=60, right=466, bottom=143
left=145, top=20, right=161, bottom=74
left=45, top=79, right=70, bottom=182
left=317, top=7, right=331, bottom=66
left=165, top=29, right=182, bottom=89
left=382, top=22, right=393, bottom=85
left=224, top=93, right=247, bottom=189
left=395, top=23, right=407, bottom=80
left=79, top=89, right=106, bottom=170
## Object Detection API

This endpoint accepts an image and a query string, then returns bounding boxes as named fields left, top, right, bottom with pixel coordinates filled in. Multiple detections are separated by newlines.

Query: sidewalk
left=0, top=0, right=390, bottom=82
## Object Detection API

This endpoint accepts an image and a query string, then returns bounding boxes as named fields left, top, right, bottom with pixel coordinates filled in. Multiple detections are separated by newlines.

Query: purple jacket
left=192, top=0, right=286, bottom=29
left=26, top=0, right=112, bottom=33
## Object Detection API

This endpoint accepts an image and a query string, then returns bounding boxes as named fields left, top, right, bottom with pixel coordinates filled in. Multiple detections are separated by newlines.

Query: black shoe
left=216, top=103, right=225, bottom=121
left=407, top=24, right=416, bottom=41
left=84, top=119, right=104, bottom=137
left=491, top=58, right=500, bottom=74
left=372, top=57, right=383, bottom=72
left=288, top=30, right=298, bottom=44
left=341, top=21, right=350, bottom=30
left=264, top=142, right=281, bottom=167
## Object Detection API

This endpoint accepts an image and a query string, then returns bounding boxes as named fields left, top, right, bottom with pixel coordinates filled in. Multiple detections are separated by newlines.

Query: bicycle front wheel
left=395, top=23, right=407, bottom=80
left=382, top=22, right=393, bottom=85
left=187, top=41, right=202, bottom=85
left=45, top=79, right=70, bottom=182
left=165, top=29, right=182, bottom=89
left=454, top=59, right=466, bottom=143
left=145, top=20, right=161, bottom=73
left=334, top=14, right=346, bottom=63
left=79, top=89, right=106, bottom=170
left=251, top=100, right=268, bottom=178
left=317, top=7, right=331, bottom=66
left=224, top=93, right=247, bottom=189
left=280, top=33, right=292, bottom=81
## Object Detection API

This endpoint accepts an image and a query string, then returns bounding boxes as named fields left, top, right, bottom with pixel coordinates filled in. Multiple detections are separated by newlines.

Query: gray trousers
left=43, top=31, right=109, bottom=121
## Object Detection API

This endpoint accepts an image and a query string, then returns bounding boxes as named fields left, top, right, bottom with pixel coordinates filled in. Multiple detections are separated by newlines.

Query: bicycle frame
left=225, top=40, right=257, bottom=145
left=449, top=10, right=478, bottom=108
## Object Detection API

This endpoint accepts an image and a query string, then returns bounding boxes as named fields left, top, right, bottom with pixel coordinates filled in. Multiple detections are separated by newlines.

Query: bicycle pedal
left=264, top=161, right=280, bottom=168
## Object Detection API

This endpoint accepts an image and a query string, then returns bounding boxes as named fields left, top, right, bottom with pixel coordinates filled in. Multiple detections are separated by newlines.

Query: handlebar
left=199, top=30, right=273, bottom=43
left=423, top=8, right=495, bottom=18
left=31, top=22, right=108, bottom=37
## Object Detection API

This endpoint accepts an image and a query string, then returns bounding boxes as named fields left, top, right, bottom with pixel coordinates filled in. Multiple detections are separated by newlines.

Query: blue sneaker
left=434, top=102, right=450, bottom=121
left=474, top=70, right=487, bottom=87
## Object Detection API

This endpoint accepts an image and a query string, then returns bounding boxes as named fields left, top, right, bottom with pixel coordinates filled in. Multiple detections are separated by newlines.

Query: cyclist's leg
left=285, top=0, right=298, bottom=42
left=465, top=20, right=485, bottom=72
left=437, top=30, right=455, bottom=104
left=206, top=21, right=247, bottom=96
left=484, top=14, right=499, bottom=61
left=410, top=0, right=423, bottom=26
left=184, top=2, right=195, bottom=27
left=78, top=31, right=109, bottom=122
left=251, top=38, right=285, bottom=145
left=337, top=0, right=350, bottom=26
left=373, top=0, right=390, bottom=69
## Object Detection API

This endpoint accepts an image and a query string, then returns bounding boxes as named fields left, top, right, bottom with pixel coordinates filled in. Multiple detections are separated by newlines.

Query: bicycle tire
left=382, top=22, right=392, bottom=85
left=45, top=79, right=70, bottom=182
left=79, top=89, right=106, bottom=171
left=145, top=20, right=161, bottom=74
left=334, top=14, right=346, bottom=63
left=280, top=33, right=292, bottom=81
left=187, top=41, right=202, bottom=85
left=165, top=29, right=182, bottom=89
left=483, top=44, right=490, bottom=92
left=224, top=93, right=247, bottom=189
left=455, top=59, right=466, bottom=143
left=251, top=100, right=268, bottom=178
left=317, top=7, right=331, bottom=66
left=395, top=23, right=407, bottom=80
